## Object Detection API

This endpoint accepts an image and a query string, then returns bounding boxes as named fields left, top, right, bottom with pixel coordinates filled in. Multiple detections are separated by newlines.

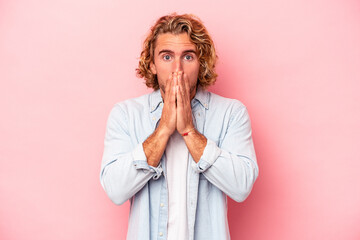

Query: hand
left=176, top=71, right=194, bottom=135
left=157, top=72, right=177, bottom=137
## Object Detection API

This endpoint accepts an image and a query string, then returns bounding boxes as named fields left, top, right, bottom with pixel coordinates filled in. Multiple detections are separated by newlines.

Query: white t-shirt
left=165, top=131, right=189, bottom=240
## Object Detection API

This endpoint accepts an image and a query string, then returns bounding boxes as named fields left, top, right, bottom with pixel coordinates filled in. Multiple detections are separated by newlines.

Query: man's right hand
left=143, top=72, right=177, bottom=167
left=157, top=72, right=177, bottom=137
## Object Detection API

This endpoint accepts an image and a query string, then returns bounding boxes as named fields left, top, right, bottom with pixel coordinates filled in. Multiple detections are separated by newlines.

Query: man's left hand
left=175, top=71, right=194, bottom=135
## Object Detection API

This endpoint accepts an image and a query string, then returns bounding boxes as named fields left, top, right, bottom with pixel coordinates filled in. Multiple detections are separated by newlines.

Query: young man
left=100, top=13, right=259, bottom=240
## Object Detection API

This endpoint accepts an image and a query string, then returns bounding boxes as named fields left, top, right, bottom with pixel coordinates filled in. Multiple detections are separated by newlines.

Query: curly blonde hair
left=136, top=13, right=218, bottom=90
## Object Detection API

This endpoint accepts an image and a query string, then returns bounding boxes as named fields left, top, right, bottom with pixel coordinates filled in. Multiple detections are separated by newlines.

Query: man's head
left=136, top=13, right=218, bottom=92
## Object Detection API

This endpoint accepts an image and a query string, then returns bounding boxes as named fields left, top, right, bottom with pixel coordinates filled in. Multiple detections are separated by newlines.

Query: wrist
left=181, top=127, right=196, bottom=136
left=148, top=159, right=160, bottom=167
left=156, top=123, right=173, bottom=139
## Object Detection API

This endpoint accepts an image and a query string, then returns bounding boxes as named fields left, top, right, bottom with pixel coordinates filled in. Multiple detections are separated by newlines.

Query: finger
left=183, top=73, right=191, bottom=100
left=177, top=71, right=185, bottom=99
left=170, top=72, right=176, bottom=106
left=176, top=86, right=185, bottom=124
left=164, top=72, right=173, bottom=101
left=179, top=72, right=189, bottom=106
left=176, top=84, right=183, bottom=108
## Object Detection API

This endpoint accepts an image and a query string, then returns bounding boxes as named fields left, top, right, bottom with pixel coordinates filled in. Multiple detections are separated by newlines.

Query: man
left=100, top=13, right=259, bottom=240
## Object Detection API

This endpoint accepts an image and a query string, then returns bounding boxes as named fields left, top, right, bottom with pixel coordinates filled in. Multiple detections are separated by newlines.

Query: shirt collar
left=149, top=87, right=210, bottom=113
left=149, top=89, right=163, bottom=113
left=192, top=87, right=210, bottom=110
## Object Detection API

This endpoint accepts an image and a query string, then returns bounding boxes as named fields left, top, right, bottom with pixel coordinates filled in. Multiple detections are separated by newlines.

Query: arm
left=100, top=73, right=177, bottom=205
left=99, top=104, right=163, bottom=205
left=177, top=72, right=258, bottom=202
left=176, top=71, right=207, bottom=163
left=191, top=105, right=259, bottom=202
left=144, top=72, right=177, bottom=167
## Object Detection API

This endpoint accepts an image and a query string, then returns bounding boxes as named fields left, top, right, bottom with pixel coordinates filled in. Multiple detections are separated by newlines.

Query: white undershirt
left=165, top=131, right=189, bottom=240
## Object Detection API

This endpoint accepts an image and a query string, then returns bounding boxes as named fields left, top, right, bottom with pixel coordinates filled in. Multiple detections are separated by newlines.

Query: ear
left=150, top=61, right=157, bottom=75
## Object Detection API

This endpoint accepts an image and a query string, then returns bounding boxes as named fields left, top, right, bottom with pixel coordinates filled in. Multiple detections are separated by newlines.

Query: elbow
left=100, top=176, right=130, bottom=206
left=230, top=182, right=256, bottom=202
left=230, top=187, right=253, bottom=203
left=231, top=167, right=259, bottom=203
left=106, top=190, right=129, bottom=206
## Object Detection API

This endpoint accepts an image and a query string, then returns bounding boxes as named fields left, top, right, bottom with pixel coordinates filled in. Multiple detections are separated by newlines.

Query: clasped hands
left=158, top=71, right=195, bottom=137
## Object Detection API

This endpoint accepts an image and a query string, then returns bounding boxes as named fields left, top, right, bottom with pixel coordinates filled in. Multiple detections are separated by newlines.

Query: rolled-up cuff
left=191, top=139, right=221, bottom=173
left=132, top=143, right=163, bottom=180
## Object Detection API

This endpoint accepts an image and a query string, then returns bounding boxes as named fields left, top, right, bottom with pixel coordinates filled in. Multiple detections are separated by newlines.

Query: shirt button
left=152, top=116, right=156, bottom=121
left=160, top=203, right=164, bottom=207
left=159, top=232, right=163, bottom=236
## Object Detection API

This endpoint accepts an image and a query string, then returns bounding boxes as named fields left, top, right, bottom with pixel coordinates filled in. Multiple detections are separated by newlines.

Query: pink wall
left=1, top=0, right=359, bottom=239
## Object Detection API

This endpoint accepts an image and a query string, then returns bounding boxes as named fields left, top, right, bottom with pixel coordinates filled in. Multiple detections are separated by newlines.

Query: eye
left=162, top=55, right=171, bottom=61
left=184, top=55, right=193, bottom=61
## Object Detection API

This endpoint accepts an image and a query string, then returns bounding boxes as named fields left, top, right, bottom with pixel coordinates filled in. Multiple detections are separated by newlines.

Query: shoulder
left=206, top=91, right=251, bottom=127
left=107, top=92, right=151, bottom=121
left=114, top=93, right=150, bottom=112
left=208, top=91, right=247, bottom=114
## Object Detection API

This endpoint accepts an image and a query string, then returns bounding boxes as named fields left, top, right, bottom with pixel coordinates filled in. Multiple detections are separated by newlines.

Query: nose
left=173, top=57, right=183, bottom=72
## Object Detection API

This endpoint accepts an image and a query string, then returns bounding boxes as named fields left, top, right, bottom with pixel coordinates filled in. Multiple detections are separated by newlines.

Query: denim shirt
left=100, top=88, right=259, bottom=240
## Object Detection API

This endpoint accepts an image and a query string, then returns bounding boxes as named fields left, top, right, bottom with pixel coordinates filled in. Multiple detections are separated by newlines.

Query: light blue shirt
left=100, top=88, right=259, bottom=240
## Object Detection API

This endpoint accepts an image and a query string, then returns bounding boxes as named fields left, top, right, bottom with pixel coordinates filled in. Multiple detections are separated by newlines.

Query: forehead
left=154, top=32, right=196, bottom=51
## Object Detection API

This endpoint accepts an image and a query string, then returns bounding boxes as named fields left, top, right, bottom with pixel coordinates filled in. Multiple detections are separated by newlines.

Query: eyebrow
left=158, top=49, right=197, bottom=55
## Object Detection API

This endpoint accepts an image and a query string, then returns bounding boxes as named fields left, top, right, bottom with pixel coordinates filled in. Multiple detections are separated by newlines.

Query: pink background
left=1, top=0, right=359, bottom=239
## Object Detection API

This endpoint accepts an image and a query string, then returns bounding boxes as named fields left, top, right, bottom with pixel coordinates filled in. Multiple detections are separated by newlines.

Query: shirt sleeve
left=191, top=103, right=259, bottom=202
left=100, top=104, right=163, bottom=205
left=190, top=139, right=221, bottom=171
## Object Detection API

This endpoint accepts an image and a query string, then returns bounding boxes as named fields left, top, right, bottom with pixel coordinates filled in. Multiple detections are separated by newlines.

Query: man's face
left=150, top=32, right=200, bottom=99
